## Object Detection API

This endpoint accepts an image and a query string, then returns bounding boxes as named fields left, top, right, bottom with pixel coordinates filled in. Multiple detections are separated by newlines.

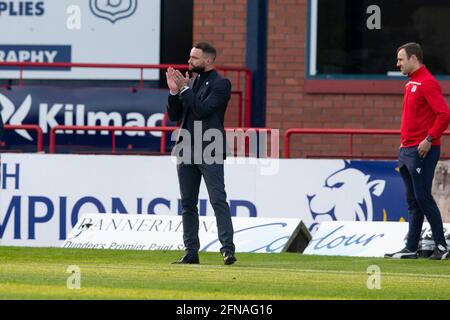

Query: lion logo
left=306, top=162, right=386, bottom=232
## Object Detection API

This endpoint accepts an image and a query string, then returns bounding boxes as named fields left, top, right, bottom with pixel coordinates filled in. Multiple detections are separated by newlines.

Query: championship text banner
left=0, top=154, right=407, bottom=247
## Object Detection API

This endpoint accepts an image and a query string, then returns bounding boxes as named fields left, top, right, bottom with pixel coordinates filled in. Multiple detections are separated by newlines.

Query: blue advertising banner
left=0, top=86, right=175, bottom=152
left=0, top=45, right=71, bottom=70
left=277, top=159, right=408, bottom=233
left=0, top=155, right=409, bottom=247
left=342, top=160, right=406, bottom=222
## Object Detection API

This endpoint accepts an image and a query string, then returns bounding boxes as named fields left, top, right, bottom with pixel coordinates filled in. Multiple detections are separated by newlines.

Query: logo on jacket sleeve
left=89, top=0, right=138, bottom=23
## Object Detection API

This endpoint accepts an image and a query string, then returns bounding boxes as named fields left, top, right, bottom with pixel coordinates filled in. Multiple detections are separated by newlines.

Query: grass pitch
left=0, top=246, right=449, bottom=300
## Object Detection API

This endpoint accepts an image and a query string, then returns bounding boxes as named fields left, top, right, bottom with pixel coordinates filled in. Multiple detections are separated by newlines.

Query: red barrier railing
left=49, top=125, right=179, bottom=154
left=284, top=128, right=450, bottom=158
left=3, top=124, right=44, bottom=152
left=0, top=62, right=252, bottom=127
left=49, top=125, right=276, bottom=156
left=160, top=112, right=170, bottom=154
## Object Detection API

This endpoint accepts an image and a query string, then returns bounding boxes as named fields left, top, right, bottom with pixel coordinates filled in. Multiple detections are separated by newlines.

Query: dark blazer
left=167, top=69, right=231, bottom=160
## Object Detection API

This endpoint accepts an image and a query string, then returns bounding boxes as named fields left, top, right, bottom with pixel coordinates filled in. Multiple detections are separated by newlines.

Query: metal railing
left=284, top=128, right=450, bottom=158
left=3, top=124, right=44, bottom=152
left=49, top=125, right=179, bottom=154
left=49, top=125, right=276, bottom=156
left=0, top=61, right=252, bottom=127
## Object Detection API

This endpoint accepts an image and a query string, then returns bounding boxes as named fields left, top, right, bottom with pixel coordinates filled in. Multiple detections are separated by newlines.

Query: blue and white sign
left=0, top=155, right=409, bottom=248
left=304, top=221, right=450, bottom=257
left=63, top=214, right=305, bottom=253
left=0, top=86, right=173, bottom=151
left=303, top=221, right=408, bottom=257
left=258, top=159, right=408, bottom=234
left=0, top=0, right=160, bottom=79
left=0, top=45, right=71, bottom=68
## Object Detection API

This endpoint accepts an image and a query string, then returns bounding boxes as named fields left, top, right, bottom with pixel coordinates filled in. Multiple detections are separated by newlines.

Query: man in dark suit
left=166, top=42, right=236, bottom=265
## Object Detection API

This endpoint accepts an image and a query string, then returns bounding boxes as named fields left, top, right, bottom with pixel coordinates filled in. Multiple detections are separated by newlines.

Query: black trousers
left=177, top=162, right=235, bottom=255
left=398, top=146, right=447, bottom=251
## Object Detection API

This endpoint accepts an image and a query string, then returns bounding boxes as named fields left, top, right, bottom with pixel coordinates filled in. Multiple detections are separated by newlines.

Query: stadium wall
left=193, top=0, right=450, bottom=159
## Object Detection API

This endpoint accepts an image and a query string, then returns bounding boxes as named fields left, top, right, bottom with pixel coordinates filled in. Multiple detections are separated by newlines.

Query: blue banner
left=0, top=45, right=71, bottom=69
left=0, top=86, right=175, bottom=152
left=345, top=160, right=407, bottom=222
left=305, top=160, right=408, bottom=233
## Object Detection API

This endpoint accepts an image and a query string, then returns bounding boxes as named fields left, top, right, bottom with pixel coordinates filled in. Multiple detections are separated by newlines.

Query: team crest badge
left=90, top=0, right=138, bottom=23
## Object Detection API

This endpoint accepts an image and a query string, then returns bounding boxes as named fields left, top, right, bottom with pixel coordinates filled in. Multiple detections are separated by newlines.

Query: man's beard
left=190, top=65, right=206, bottom=73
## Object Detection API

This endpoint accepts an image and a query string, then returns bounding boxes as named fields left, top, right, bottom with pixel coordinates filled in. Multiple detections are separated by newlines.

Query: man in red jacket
left=385, top=42, right=450, bottom=260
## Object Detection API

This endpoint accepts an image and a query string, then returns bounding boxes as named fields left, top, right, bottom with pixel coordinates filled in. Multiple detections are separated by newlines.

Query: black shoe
left=172, top=253, right=199, bottom=264
left=429, top=245, right=449, bottom=260
left=384, top=247, right=418, bottom=259
left=223, top=252, right=237, bottom=265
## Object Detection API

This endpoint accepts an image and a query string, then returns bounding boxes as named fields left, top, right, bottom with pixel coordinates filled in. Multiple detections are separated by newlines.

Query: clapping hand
left=166, top=67, right=190, bottom=94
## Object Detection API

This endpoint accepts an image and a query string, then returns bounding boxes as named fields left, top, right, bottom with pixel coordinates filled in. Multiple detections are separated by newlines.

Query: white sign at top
left=0, top=0, right=160, bottom=80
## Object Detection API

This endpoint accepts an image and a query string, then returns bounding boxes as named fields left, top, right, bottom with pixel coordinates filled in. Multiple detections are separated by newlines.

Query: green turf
left=0, top=246, right=449, bottom=300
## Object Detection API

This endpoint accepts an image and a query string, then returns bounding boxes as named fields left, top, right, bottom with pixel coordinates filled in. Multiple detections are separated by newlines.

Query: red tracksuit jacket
left=401, top=65, right=450, bottom=147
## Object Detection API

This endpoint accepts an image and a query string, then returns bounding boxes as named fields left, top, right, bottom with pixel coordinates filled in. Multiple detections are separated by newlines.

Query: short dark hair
left=194, top=42, right=217, bottom=61
left=397, top=42, right=423, bottom=63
